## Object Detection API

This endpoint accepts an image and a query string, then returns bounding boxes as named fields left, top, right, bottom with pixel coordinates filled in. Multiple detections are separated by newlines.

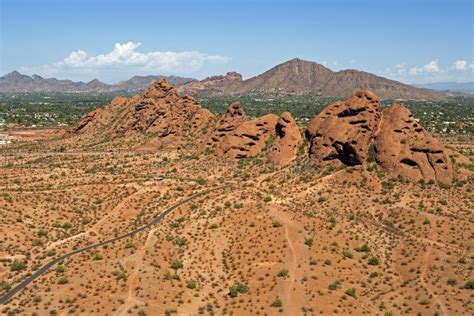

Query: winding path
left=0, top=186, right=224, bottom=305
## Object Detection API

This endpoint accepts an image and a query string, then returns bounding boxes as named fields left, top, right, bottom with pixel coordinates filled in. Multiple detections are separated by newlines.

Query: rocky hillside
left=72, top=79, right=214, bottom=147
left=178, top=58, right=446, bottom=100
left=0, top=71, right=195, bottom=93
left=73, top=79, right=456, bottom=182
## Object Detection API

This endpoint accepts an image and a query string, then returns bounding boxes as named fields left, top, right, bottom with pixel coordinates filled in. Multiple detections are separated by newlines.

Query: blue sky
left=1, top=0, right=473, bottom=83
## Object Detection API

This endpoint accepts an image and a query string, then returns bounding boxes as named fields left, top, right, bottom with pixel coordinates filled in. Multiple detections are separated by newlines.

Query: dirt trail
left=116, top=227, right=158, bottom=316
left=419, top=224, right=448, bottom=316
left=269, top=207, right=300, bottom=315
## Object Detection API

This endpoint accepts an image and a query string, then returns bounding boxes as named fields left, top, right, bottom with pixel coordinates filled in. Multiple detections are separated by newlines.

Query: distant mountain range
left=1, top=58, right=453, bottom=100
left=414, top=82, right=474, bottom=94
left=177, top=58, right=447, bottom=100
left=0, top=71, right=196, bottom=93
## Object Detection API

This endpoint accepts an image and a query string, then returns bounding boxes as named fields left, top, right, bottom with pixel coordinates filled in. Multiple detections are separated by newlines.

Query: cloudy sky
left=1, top=0, right=472, bottom=84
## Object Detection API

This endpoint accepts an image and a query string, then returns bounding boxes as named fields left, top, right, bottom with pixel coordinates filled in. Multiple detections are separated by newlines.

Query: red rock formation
left=72, top=79, right=214, bottom=143
left=215, top=114, right=279, bottom=159
left=268, top=112, right=302, bottom=166
left=374, top=104, right=453, bottom=183
left=71, top=96, right=129, bottom=134
left=305, top=90, right=381, bottom=166
left=206, top=102, right=247, bottom=147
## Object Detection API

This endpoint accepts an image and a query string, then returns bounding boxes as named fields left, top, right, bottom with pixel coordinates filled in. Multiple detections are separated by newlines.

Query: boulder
left=215, top=114, right=279, bottom=159
left=206, top=102, right=247, bottom=147
left=305, top=90, right=381, bottom=166
left=374, top=104, right=453, bottom=183
left=268, top=112, right=302, bottom=165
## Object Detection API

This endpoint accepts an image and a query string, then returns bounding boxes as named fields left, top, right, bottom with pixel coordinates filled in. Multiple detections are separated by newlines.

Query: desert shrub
left=304, top=237, right=314, bottom=247
left=196, top=177, right=207, bottom=185
left=345, top=288, right=357, bottom=298
left=367, top=144, right=376, bottom=162
left=355, top=243, right=370, bottom=253
left=369, top=271, right=379, bottom=278
left=277, top=269, right=289, bottom=278
left=228, top=282, right=249, bottom=298
left=272, top=221, right=283, bottom=228
left=368, top=256, right=380, bottom=265
left=464, top=279, right=474, bottom=289
left=57, top=277, right=68, bottom=285
left=170, top=259, right=183, bottom=270
left=328, top=281, right=341, bottom=290
left=447, top=279, right=457, bottom=286
left=271, top=297, right=283, bottom=307
left=343, top=249, right=353, bottom=259
left=10, top=260, right=27, bottom=271
left=174, top=237, right=187, bottom=247
left=92, top=253, right=103, bottom=261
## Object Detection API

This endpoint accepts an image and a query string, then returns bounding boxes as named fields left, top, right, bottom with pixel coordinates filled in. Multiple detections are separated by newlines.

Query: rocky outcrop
left=215, top=114, right=279, bottom=159
left=72, top=79, right=214, bottom=143
left=374, top=104, right=453, bottom=183
left=305, top=90, right=381, bottom=166
left=268, top=112, right=302, bottom=165
left=177, top=72, right=243, bottom=96
left=72, top=96, right=129, bottom=134
left=206, top=102, right=247, bottom=147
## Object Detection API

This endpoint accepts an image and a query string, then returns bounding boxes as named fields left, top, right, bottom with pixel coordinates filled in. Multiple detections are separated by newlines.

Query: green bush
left=170, top=259, right=183, bottom=270
left=464, top=279, right=474, bottom=289
left=367, top=144, right=376, bottom=163
left=328, top=281, right=341, bottom=290
left=228, top=282, right=249, bottom=298
left=368, top=256, right=380, bottom=265
left=57, top=277, right=68, bottom=285
left=10, top=260, right=27, bottom=271
left=271, top=297, right=283, bottom=307
left=272, top=221, right=283, bottom=228
left=92, top=253, right=103, bottom=260
left=447, top=279, right=457, bottom=286
left=345, top=288, right=357, bottom=298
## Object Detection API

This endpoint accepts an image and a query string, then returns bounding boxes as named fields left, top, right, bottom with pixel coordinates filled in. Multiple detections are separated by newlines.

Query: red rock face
left=206, top=102, right=247, bottom=147
left=374, top=104, right=454, bottom=183
left=215, top=114, right=279, bottom=159
left=72, top=79, right=214, bottom=143
left=71, top=96, right=129, bottom=134
left=305, top=90, right=381, bottom=166
left=116, top=79, right=214, bottom=137
left=268, top=112, right=302, bottom=166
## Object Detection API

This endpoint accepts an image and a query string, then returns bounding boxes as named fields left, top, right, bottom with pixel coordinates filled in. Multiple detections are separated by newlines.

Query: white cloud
left=38, top=42, right=230, bottom=76
left=409, top=60, right=439, bottom=75
left=384, top=59, right=474, bottom=84
left=453, top=60, right=467, bottom=70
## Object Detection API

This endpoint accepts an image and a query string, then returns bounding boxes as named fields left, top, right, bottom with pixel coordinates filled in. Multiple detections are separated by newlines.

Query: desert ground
left=0, top=127, right=472, bottom=316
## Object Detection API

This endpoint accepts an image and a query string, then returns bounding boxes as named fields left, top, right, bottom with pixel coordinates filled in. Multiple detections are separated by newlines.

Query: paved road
left=0, top=187, right=223, bottom=305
